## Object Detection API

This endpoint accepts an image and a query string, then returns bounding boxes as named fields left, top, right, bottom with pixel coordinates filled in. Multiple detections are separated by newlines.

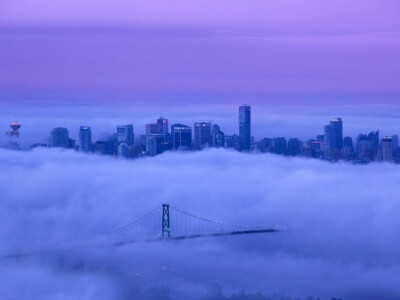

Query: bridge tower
left=162, top=204, right=170, bottom=238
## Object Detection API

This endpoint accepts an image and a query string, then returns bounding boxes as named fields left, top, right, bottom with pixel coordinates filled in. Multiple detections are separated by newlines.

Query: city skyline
left=3, top=104, right=400, bottom=163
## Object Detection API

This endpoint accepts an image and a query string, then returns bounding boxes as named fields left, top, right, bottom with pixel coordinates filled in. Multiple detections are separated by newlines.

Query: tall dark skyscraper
left=288, top=138, right=302, bottom=156
left=146, top=133, right=171, bottom=156
left=324, top=118, right=343, bottom=157
left=194, top=122, right=212, bottom=150
left=324, top=125, right=335, bottom=154
left=117, top=125, right=134, bottom=158
left=50, top=127, right=70, bottom=148
left=156, top=117, right=168, bottom=134
left=145, top=118, right=171, bottom=156
left=146, top=123, right=158, bottom=135
left=368, top=130, right=380, bottom=156
left=381, top=136, right=393, bottom=161
left=392, top=135, right=399, bottom=150
left=117, top=125, right=134, bottom=146
left=239, top=105, right=251, bottom=151
left=146, top=118, right=168, bottom=135
left=211, top=124, right=225, bottom=148
left=171, top=124, right=192, bottom=150
left=79, top=126, right=92, bottom=152
left=330, top=118, right=343, bottom=149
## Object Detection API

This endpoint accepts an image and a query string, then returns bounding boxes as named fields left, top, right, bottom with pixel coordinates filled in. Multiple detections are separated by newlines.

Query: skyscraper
left=211, top=124, right=225, bottom=148
left=224, top=134, right=239, bottom=149
left=342, top=136, right=354, bottom=159
left=330, top=118, right=343, bottom=149
left=50, top=127, right=70, bottom=148
left=194, top=122, right=211, bottom=150
left=239, top=105, right=251, bottom=151
left=146, top=118, right=168, bottom=135
left=79, top=126, right=92, bottom=152
left=271, top=137, right=287, bottom=154
left=146, top=123, right=158, bottom=135
left=145, top=118, right=171, bottom=156
left=117, top=125, right=134, bottom=146
left=117, top=125, right=134, bottom=158
left=156, top=117, right=168, bottom=134
left=146, top=134, right=171, bottom=156
left=324, top=125, right=335, bottom=155
left=288, top=138, right=302, bottom=156
left=381, top=137, right=393, bottom=162
left=171, top=123, right=192, bottom=150
left=392, top=135, right=399, bottom=150
left=368, top=130, right=379, bottom=157
left=323, top=118, right=343, bottom=157
left=343, top=136, right=354, bottom=149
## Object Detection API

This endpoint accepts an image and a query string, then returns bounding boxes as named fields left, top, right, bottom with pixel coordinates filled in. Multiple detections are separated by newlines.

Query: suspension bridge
left=3, top=204, right=280, bottom=263
left=94, top=203, right=279, bottom=246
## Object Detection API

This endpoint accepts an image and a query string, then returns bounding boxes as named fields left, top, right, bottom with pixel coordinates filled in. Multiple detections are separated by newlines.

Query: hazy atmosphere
left=1, top=0, right=400, bottom=299
left=2, top=148, right=400, bottom=299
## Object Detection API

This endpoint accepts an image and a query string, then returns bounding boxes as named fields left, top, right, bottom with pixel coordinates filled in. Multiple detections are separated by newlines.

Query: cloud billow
left=1, top=147, right=400, bottom=299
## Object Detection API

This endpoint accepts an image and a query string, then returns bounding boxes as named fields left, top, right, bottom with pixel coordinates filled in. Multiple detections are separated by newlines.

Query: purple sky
left=1, top=0, right=400, bottom=104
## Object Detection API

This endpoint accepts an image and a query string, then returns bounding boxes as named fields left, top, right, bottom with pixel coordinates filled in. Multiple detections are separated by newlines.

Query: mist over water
left=1, top=147, right=400, bottom=299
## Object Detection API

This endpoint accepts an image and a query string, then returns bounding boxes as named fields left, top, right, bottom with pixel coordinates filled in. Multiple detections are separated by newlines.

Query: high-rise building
left=93, top=141, right=111, bottom=155
left=50, top=127, right=70, bottom=148
left=310, top=140, right=323, bottom=158
left=368, top=131, right=379, bottom=157
left=145, top=118, right=171, bottom=156
left=146, top=134, right=172, bottom=156
left=330, top=118, right=343, bottom=149
left=194, top=122, right=212, bottom=150
left=392, top=135, right=399, bottom=150
left=146, top=123, right=158, bottom=135
left=324, top=125, right=335, bottom=155
left=146, top=118, right=168, bottom=135
left=323, top=118, right=343, bottom=157
left=211, top=124, right=225, bottom=148
left=316, top=135, right=325, bottom=142
left=342, top=136, right=354, bottom=159
left=224, top=134, right=239, bottom=149
left=288, top=138, right=302, bottom=156
left=69, top=138, right=76, bottom=149
left=368, top=131, right=379, bottom=145
left=116, top=125, right=134, bottom=158
left=355, top=132, right=379, bottom=161
left=271, top=137, right=287, bottom=154
left=92, top=133, right=118, bottom=156
left=156, top=117, right=168, bottom=134
left=381, top=137, right=393, bottom=161
left=118, top=143, right=131, bottom=158
left=79, top=126, right=92, bottom=152
left=239, top=105, right=251, bottom=151
left=117, top=125, right=134, bottom=146
left=343, top=137, right=354, bottom=149
left=356, top=134, right=368, bottom=155
left=257, top=138, right=271, bottom=153
left=171, top=124, right=192, bottom=150
left=358, top=139, right=375, bottom=161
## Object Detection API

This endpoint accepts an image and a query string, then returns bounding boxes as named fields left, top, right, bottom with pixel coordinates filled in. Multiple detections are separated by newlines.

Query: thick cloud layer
left=1, top=148, right=400, bottom=299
